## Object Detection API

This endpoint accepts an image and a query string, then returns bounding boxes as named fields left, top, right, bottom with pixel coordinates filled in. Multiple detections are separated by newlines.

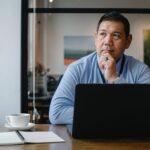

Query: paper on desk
left=0, top=132, right=24, bottom=145
left=20, top=131, right=65, bottom=143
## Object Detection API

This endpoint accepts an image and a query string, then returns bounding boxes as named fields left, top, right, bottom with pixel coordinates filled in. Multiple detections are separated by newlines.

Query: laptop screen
left=71, top=84, right=150, bottom=139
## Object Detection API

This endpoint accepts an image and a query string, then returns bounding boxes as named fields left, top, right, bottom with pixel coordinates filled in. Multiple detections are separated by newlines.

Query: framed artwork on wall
left=64, top=35, right=95, bottom=65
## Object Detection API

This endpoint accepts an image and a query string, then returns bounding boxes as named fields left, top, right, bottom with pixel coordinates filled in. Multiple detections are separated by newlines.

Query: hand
left=99, top=53, right=117, bottom=82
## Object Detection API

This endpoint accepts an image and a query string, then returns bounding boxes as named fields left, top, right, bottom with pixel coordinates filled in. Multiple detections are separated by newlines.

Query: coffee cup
left=5, top=113, right=30, bottom=127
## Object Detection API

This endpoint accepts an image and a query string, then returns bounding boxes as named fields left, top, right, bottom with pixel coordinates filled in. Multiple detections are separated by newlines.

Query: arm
left=49, top=65, right=80, bottom=124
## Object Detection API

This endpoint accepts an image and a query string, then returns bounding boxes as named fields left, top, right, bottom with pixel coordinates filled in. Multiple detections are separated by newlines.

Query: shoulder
left=70, top=51, right=97, bottom=67
left=59, top=52, right=97, bottom=86
left=63, top=51, right=97, bottom=79
left=125, top=55, right=147, bottom=66
left=125, top=54, right=150, bottom=71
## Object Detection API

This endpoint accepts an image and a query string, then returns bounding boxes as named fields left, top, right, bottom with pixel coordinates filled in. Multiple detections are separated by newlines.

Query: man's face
left=94, top=20, right=132, bottom=61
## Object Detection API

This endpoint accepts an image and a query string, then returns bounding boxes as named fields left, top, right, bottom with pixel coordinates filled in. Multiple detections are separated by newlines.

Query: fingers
left=100, top=53, right=114, bottom=65
left=99, top=53, right=116, bottom=76
left=98, top=50, right=117, bottom=82
left=99, top=54, right=110, bottom=74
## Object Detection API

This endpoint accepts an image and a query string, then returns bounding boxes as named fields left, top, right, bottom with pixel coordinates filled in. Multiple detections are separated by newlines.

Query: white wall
left=0, top=0, right=21, bottom=125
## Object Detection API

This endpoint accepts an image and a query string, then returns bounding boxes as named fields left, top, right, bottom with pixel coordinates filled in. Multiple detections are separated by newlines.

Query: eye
left=113, top=32, right=121, bottom=40
left=99, top=32, right=107, bottom=38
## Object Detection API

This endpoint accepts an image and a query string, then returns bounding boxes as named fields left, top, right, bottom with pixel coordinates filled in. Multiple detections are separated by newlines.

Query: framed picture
left=64, top=36, right=95, bottom=65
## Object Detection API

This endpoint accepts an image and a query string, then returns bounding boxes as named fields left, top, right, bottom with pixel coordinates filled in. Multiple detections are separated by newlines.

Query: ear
left=125, top=34, right=132, bottom=49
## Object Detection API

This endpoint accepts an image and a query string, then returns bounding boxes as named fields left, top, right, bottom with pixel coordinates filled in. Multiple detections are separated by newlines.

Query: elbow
left=49, top=115, right=59, bottom=125
left=49, top=108, right=61, bottom=124
left=49, top=106, right=73, bottom=125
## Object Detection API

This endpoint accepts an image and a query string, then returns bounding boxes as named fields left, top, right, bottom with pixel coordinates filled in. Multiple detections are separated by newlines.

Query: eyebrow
left=98, top=30, right=122, bottom=35
left=98, top=29, right=106, bottom=32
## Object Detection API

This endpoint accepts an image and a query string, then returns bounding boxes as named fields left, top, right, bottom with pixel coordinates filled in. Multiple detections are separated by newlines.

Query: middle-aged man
left=49, top=11, right=150, bottom=125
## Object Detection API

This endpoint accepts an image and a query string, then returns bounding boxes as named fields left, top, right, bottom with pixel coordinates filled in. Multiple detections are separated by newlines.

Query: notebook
left=0, top=131, right=64, bottom=145
left=68, top=84, right=150, bottom=139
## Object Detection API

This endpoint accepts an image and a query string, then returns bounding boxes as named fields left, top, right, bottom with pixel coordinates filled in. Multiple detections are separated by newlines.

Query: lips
left=103, top=46, right=114, bottom=52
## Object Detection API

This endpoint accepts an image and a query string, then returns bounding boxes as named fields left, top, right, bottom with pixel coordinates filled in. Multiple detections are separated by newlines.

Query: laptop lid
left=71, top=84, right=150, bottom=139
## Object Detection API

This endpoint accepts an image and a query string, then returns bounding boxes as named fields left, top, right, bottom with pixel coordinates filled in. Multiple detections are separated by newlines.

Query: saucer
left=4, top=123, right=35, bottom=130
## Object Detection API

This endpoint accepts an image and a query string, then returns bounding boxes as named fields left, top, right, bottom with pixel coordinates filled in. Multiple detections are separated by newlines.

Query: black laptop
left=67, top=84, right=150, bottom=139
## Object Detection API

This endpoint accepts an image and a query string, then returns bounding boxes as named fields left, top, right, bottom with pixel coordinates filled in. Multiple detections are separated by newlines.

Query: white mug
left=5, top=113, right=30, bottom=127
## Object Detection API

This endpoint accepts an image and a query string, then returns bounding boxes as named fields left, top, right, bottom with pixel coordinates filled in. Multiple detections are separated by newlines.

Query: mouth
left=102, top=45, right=114, bottom=52
left=97, top=47, right=115, bottom=57
left=102, top=49, right=115, bottom=54
left=103, top=50, right=114, bottom=54
left=103, top=46, right=115, bottom=52
left=98, top=48, right=115, bottom=59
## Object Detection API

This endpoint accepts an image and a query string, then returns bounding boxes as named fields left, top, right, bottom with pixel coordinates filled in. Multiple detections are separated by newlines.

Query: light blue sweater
left=49, top=52, right=150, bottom=124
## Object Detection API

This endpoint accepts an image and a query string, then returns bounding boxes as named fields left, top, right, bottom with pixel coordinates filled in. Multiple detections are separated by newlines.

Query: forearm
left=109, top=75, right=128, bottom=84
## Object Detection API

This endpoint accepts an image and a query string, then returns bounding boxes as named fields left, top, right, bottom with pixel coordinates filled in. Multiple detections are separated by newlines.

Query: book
left=0, top=131, right=65, bottom=145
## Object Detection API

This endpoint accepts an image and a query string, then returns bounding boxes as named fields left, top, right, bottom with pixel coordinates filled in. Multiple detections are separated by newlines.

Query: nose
left=104, top=34, right=113, bottom=50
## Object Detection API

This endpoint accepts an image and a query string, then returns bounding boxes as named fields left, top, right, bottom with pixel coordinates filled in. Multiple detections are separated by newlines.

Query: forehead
left=98, top=20, right=125, bottom=32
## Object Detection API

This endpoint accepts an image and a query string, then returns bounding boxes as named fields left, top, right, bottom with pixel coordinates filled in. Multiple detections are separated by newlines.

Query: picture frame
left=64, top=35, right=95, bottom=65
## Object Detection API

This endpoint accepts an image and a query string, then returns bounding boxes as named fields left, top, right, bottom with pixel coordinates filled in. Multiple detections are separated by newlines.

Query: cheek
left=114, top=45, right=126, bottom=58
left=95, top=43, right=103, bottom=55
left=114, top=41, right=126, bottom=50
left=95, top=39, right=103, bottom=50
left=113, top=42, right=126, bottom=55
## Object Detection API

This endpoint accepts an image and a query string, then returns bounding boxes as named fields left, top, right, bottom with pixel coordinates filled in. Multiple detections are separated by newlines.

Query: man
left=49, top=11, right=150, bottom=124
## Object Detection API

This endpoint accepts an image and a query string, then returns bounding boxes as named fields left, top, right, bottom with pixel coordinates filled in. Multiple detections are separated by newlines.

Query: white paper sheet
left=20, top=131, right=65, bottom=143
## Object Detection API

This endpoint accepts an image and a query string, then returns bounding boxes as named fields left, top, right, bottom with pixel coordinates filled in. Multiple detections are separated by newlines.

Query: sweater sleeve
left=49, top=64, right=80, bottom=124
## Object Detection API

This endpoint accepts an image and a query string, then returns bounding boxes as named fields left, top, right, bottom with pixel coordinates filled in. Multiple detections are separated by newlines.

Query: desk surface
left=1, top=124, right=150, bottom=150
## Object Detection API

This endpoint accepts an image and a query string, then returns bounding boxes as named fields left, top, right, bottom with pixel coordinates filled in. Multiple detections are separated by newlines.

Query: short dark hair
left=97, top=11, right=130, bottom=37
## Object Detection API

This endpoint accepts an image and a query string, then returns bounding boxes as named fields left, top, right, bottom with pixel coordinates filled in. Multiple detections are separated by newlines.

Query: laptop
left=67, top=84, right=150, bottom=139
